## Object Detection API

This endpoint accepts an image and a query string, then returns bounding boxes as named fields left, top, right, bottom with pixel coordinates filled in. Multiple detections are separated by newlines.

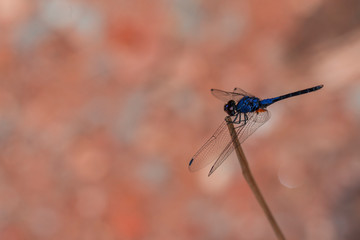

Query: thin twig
left=225, top=116, right=285, bottom=240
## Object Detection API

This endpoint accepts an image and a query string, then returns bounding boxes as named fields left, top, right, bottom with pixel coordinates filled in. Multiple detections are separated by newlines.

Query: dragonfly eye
left=224, top=100, right=236, bottom=116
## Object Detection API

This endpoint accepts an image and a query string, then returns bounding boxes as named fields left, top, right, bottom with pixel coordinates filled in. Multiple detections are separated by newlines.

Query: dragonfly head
left=224, top=100, right=236, bottom=116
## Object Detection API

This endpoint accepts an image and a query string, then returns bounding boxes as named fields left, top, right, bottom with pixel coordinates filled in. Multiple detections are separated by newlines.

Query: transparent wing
left=207, top=109, right=271, bottom=176
left=211, top=89, right=246, bottom=102
left=233, top=87, right=254, bottom=97
left=207, top=119, right=245, bottom=176
left=189, top=119, right=233, bottom=172
left=237, top=109, right=270, bottom=143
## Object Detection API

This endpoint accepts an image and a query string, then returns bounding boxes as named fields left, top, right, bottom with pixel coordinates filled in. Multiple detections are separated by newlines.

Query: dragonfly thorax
left=236, top=96, right=260, bottom=113
left=224, top=100, right=237, bottom=116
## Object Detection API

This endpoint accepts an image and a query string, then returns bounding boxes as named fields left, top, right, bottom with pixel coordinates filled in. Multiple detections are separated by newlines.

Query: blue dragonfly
left=189, top=85, right=324, bottom=176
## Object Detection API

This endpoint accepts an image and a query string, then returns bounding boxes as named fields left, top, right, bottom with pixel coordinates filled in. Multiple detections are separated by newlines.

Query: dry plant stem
left=225, top=116, right=285, bottom=240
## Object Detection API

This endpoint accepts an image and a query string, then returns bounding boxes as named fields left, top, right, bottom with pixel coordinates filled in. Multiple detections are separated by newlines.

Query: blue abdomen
left=260, top=98, right=277, bottom=106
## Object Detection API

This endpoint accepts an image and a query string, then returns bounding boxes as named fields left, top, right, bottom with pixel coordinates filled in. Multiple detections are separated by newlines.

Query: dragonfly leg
left=234, top=113, right=248, bottom=127
left=233, top=114, right=239, bottom=123
left=244, top=113, right=249, bottom=123
left=232, top=113, right=242, bottom=124
left=234, top=114, right=247, bottom=128
left=236, top=114, right=242, bottom=124
left=226, top=114, right=240, bottom=124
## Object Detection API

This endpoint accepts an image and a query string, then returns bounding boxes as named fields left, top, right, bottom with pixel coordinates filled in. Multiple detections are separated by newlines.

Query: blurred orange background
left=0, top=0, right=360, bottom=239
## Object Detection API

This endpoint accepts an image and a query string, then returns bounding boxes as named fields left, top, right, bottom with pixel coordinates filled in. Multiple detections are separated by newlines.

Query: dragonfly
left=189, top=84, right=324, bottom=176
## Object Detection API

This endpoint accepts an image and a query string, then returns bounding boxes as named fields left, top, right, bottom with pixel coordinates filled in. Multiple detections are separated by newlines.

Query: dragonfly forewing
left=189, top=120, right=233, bottom=172
left=233, top=88, right=254, bottom=97
left=211, top=89, right=245, bottom=102
left=237, top=109, right=270, bottom=144
left=207, top=110, right=270, bottom=176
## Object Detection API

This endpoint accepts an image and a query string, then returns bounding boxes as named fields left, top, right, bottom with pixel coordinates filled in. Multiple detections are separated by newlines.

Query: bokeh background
left=1, top=0, right=360, bottom=239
